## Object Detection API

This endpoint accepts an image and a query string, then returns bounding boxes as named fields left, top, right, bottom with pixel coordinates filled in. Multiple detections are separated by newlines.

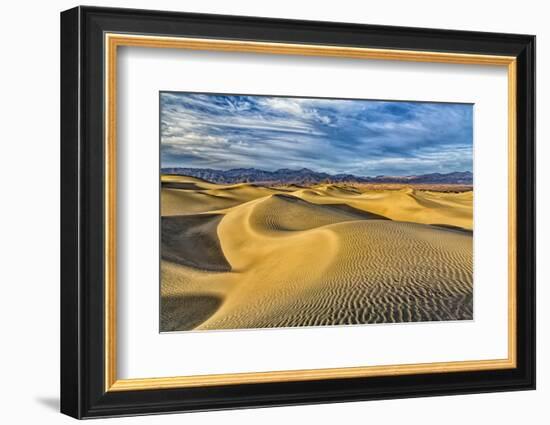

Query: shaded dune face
left=160, top=175, right=473, bottom=332
left=161, top=214, right=231, bottom=272
left=161, top=294, right=223, bottom=332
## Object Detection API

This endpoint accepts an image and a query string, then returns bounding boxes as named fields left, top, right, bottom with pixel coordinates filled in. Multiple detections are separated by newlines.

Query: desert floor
left=160, top=175, right=473, bottom=332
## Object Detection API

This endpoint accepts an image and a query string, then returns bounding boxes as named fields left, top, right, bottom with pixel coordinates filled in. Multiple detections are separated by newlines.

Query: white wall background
left=0, top=0, right=545, bottom=423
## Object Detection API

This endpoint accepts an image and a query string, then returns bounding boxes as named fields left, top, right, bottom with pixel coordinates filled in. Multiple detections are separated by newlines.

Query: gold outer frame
left=104, top=33, right=517, bottom=392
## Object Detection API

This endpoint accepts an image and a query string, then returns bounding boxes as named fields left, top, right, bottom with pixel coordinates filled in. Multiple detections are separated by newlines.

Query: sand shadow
left=161, top=294, right=223, bottom=332
left=162, top=214, right=231, bottom=272
left=162, top=181, right=203, bottom=190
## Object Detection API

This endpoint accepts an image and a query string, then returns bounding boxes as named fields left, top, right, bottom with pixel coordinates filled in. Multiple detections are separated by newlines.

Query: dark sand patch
left=161, top=214, right=231, bottom=271
left=162, top=181, right=204, bottom=190
left=161, top=294, right=223, bottom=331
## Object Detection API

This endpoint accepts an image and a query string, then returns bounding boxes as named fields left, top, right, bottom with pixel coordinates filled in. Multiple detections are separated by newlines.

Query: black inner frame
left=61, top=6, right=535, bottom=419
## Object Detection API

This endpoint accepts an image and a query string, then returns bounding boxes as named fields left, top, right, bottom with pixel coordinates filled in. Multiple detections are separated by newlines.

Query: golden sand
left=160, top=175, right=473, bottom=331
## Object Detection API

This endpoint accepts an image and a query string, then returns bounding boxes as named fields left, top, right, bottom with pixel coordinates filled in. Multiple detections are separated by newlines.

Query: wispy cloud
left=160, top=92, right=473, bottom=176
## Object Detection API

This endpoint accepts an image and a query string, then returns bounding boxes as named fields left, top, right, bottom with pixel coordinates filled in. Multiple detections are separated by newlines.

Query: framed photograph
left=60, top=6, right=535, bottom=419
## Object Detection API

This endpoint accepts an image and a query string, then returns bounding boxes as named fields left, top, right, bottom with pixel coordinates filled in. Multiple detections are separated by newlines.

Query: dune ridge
left=160, top=175, right=473, bottom=332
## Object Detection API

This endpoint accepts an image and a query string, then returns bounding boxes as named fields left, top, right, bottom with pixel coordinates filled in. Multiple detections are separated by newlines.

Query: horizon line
left=160, top=166, right=472, bottom=179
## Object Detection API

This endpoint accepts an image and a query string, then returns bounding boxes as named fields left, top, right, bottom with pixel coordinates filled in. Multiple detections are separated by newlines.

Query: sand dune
left=160, top=175, right=473, bottom=331
left=161, top=175, right=278, bottom=216
left=297, top=186, right=473, bottom=230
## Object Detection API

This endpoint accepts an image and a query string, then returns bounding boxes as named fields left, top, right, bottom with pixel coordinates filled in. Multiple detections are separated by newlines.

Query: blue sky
left=160, top=92, right=472, bottom=177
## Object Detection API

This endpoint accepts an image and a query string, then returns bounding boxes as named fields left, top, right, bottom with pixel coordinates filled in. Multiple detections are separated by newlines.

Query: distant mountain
left=161, top=167, right=473, bottom=186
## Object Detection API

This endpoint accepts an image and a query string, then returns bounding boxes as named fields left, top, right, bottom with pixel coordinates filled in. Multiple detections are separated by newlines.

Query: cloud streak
left=160, top=92, right=473, bottom=176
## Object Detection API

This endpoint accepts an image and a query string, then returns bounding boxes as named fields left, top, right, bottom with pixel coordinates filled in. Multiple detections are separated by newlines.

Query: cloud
left=160, top=92, right=472, bottom=176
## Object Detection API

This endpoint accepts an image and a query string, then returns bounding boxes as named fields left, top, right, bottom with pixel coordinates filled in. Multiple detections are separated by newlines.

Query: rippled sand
left=160, top=175, right=473, bottom=332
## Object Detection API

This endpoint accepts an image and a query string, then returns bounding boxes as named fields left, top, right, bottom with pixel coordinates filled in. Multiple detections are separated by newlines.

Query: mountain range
left=161, top=167, right=473, bottom=186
